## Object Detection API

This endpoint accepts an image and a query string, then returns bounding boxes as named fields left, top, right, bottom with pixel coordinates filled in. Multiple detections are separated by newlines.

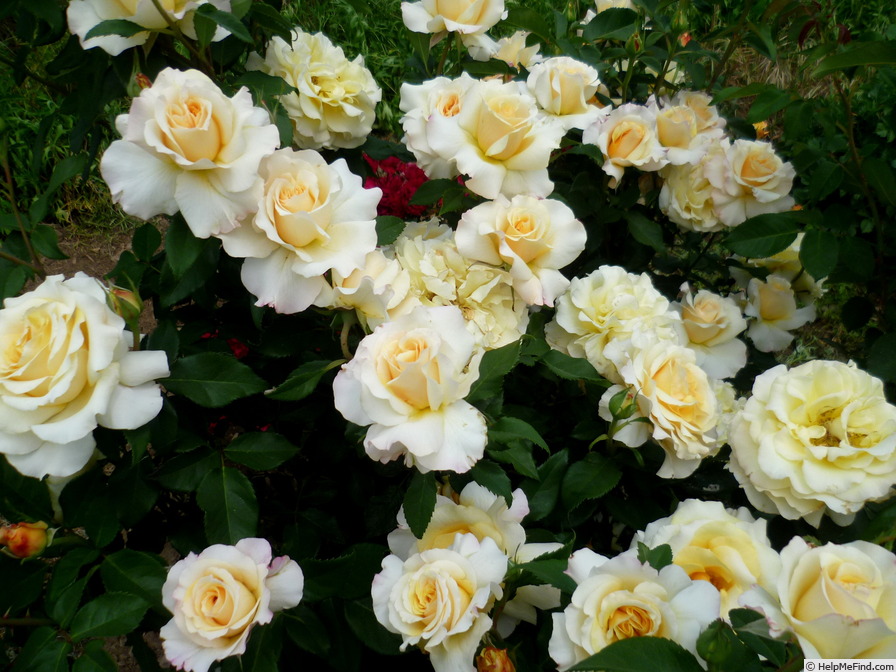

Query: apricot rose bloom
left=217, top=148, right=380, bottom=314
left=249, top=29, right=381, bottom=150
left=161, top=538, right=304, bottom=672
left=728, top=360, right=896, bottom=527
left=583, top=103, right=668, bottom=186
left=101, top=68, right=279, bottom=239
left=456, top=195, right=587, bottom=307
left=632, top=499, right=781, bottom=617
left=371, top=533, right=507, bottom=672
left=548, top=548, right=720, bottom=670
left=746, top=537, right=896, bottom=659
left=333, top=305, right=487, bottom=473
left=0, top=274, right=168, bottom=479
left=675, top=286, right=747, bottom=379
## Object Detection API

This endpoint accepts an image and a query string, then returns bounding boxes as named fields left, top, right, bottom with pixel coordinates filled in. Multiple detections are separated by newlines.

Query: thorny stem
left=683, top=231, right=719, bottom=277
left=149, top=0, right=215, bottom=75
left=0, top=141, right=46, bottom=278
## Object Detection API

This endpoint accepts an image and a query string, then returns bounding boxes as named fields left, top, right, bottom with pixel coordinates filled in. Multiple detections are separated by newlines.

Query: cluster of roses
left=371, top=485, right=896, bottom=671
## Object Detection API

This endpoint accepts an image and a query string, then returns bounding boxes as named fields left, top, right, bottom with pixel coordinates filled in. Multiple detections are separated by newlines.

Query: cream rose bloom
left=101, top=68, right=279, bottom=239
left=217, top=148, right=380, bottom=314
left=675, top=286, right=747, bottom=379
left=526, top=57, right=605, bottom=132
left=705, top=138, right=796, bottom=227
left=659, top=150, right=725, bottom=233
left=467, top=30, right=543, bottom=68
left=392, top=220, right=529, bottom=349
left=0, top=274, right=169, bottom=479
left=549, top=548, right=720, bottom=670
left=333, top=305, right=487, bottom=473
left=428, top=78, right=565, bottom=199
left=372, top=533, right=507, bottom=672
left=743, top=274, right=816, bottom=352
left=249, top=29, right=381, bottom=150
left=745, top=537, right=896, bottom=659
left=670, top=90, right=726, bottom=134
left=609, top=341, right=723, bottom=478
left=402, top=0, right=506, bottom=36
left=400, top=74, right=478, bottom=179
left=583, top=103, right=668, bottom=186
left=545, top=266, right=684, bottom=383
left=455, top=195, right=586, bottom=307
left=730, top=233, right=824, bottom=300
left=728, top=360, right=896, bottom=527
left=66, top=0, right=231, bottom=56
left=632, top=499, right=781, bottom=617
left=161, top=538, right=304, bottom=672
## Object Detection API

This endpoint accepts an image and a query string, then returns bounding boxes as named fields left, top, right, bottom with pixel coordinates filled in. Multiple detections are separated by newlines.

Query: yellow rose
left=526, top=57, right=603, bottom=131
left=402, top=0, right=506, bottom=35
left=583, top=104, right=668, bottom=185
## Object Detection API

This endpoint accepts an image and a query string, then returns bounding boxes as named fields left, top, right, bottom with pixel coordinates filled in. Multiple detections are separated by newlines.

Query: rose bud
left=477, top=646, right=515, bottom=672
left=0, top=521, right=50, bottom=558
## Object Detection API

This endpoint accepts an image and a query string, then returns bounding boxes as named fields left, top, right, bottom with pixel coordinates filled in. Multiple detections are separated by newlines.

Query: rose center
left=436, top=92, right=462, bottom=117
left=163, top=97, right=222, bottom=163
left=607, top=605, right=655, bottom=641
left=477, top=95, right=534, bottom=161
left=608, top=121, right=646, bottom=160
left=376, top=335, right=440, bottom=410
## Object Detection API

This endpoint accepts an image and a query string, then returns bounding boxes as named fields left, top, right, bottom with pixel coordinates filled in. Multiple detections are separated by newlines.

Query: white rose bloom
left=402, top=0, right=506, bottom=36
left=249, top=29, right=381, bottom=150
left=428, top=78, right=565, bottom=199
left=728, top=360, right=896, bottom=527
left=66, top=0, right=231, bottom=56
left=372, top=533, right=507, bottom=672
left=0, top=274, right=169, bottom=479
left=161, top=538, right=304, bottom=672
left=730, top=233, right=824, bottom=300
left=613, top=341, right=723, bottom=478
left=545, top=266, right=684, bottom=383
left=323, top=249, right=415, bottom=331
left=632, top=499, right=781, bottom=617
left=333, top=305, right=487, bottom=473
left=216, top=148, right=380, bottom=314
left=549, top=548, right=720, bottom=670
left=526, top=57, right=606, bottom=132
left=393, top=220, right=529, bottom=349
left=705, top=138, right=796, bottom=227
left=658, top=147, right=725, bottom=233
left=744, top=537, right=896, bottom=659
left=456, top=195, right=586, bottom=307
left=670, top=90, right=726, bottom=135
left=100, top=68, right=279, bottom=239
left=743, top=274, right=816, bottom=352
left=583, top=103, right=668, bottom=186
left=712, top=378, right=744, bottom=446
left=467, top=30, right=542, bottom=68
left=674, top=286, right=747, bottom=379
left=400, top=74, right=478, bottom=179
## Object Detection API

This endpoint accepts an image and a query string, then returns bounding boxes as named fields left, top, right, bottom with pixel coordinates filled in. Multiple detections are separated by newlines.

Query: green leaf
left=863, top=157, right=896, bottom=207
left=31, top=225, right=67, bottom=260
left=812, top=40, right=896, bottom=77
left=266, top=359, right=344, bottom=401
left=11, top=626, right=71, bottom=672
left=0, top=266, right=28, bottom=301
left=627, top=211, right=664, bottom=252
left=197, top=467, right=259, bottom=545
left=194, top=4, right=252, bottom=43
left=301, top=544, right=387, bottom=602
left=0, top=459, right=53, bottom=521
left=73, top=640, right=117, bottom=672
left=488, top=442, right=539, bottom=479
left=248, top=1, right=293, bottom=40
left=70, top=592, right=149, bottom=642
left=723, top=212, right=801, bottom=258
left=582, top=7, right=639, bottom=41
left=697, top=620, right=764, bottom=672
left=132, top=223, right=161, bottom=262
left=284, top=606, right=331, bottom=657
left=522, top=449, right=569, bottom=521
left=540, top=350, right=606, bottom=383
left=234, top=71, right=297, bottom=101
left=224, top=432, right=299, bottom=470
left=805, top=160, right=843, bottom=201
left=193, top=9, right=216, bottom=48
left=746, top=87, right=792, bottom=124
left=0, top=557, right=48, bottom=616
left=729, top=609, right=788, bottom=667
left=46, top=549, right=100, bottom=627
left=471, top=460, right=513, bottom=503
left=868, top=333, right=896, bottom=382
left=504, top=7, right=554, bottom=44
left=241, top=620, right=283, bottom=672
left=561, top=453, right=621, bottom=510
left=100, top=550, right=167, bottom=612
left=569, top=636, right=705, bottom=671
left=165, top=353, right=266, bottom=407
left=376, top=215, right=406, bottom=246
left=636, top=542, right=673, bottom=570
left=409, top=178, right=457, bottom=205
left=165, top=215, right=207, bottom=278
left=403, top=470, right=437, bottom=538
left=489, top=416, right=548, bottom=451
left=84, top=19, right=145, bottom=39
left=799, top=229, right=838, bottom=279
left=154, top=448, right=218, bottom=492
left=344, top=598, right=402, bottom=655
left=467, top=340, right=520, bottom=403
left=516, top=558, right=576, bottom=593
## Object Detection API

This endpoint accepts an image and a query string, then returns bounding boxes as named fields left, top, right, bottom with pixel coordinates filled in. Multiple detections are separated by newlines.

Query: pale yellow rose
left=670, top=90, right=726, bottom=134
left=583, top=103, right=668, bottom=186
left=659, top=149, right=724, bottom=233
left=633, top=499, right=781, bottom=617
left=675, top=286, right=747, bottom=379
left=402, top=0, right=506, bottom=35
left=743, top=274, right=815, bottom=352
left=728, top=360, right=896, bottom=527
left=526, top=57, right=604, bottom=131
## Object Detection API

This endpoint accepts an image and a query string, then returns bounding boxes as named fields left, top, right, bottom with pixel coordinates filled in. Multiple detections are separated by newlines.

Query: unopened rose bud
left=679, top=32, right=692, bottom=46
left=135, top=73, right=153, bottom=89
left=0, top=521, right=50, bottom=558
left=477, top=646, right=515, bottom=672
left=106, top=285, right=144, bottom=325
